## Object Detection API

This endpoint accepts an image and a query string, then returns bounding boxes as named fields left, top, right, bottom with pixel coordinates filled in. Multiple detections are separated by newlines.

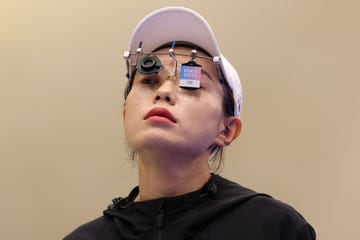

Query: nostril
left=165, top=96, right=171, bottom=102
left=155, top=96, right=160, bottom=100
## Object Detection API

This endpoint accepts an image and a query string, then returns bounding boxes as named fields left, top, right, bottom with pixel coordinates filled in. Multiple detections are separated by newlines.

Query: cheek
left=123, top=105, right=140, bottom=149
left=123, top=87, right=153, bottom=131
left=198, top=92, right=224, bottom=117
left=125, top=88, right=148, bottom=111
left=123, top=92, right=141, bottom=130
left=183, top=95, right=224, bottom=131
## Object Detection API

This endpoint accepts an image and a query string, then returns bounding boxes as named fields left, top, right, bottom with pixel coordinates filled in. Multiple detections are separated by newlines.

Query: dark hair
left=123, top=43, right=235, bottom=173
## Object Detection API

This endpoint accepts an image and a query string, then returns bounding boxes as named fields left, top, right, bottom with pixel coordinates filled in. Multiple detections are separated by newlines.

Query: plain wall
left=1, top=0, right=359, bottom=239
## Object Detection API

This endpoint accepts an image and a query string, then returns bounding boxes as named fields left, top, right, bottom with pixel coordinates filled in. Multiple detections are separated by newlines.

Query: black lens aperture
left=136, top=55, right=162, bottom=75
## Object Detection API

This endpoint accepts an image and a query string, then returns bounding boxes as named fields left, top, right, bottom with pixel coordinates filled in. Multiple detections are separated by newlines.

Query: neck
left=135, top=150, right=211, bottom=201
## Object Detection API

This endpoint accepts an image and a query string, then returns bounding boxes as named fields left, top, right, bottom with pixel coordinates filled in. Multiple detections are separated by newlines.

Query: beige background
left=1, top=0, right=359, bottom=239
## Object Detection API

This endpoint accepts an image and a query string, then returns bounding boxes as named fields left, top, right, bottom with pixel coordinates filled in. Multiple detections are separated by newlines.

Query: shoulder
left=212, top=175, right=316, bottom=239
left=63, top=215, right=117, bottom=240
left=246, top=196, right=316, bottom=239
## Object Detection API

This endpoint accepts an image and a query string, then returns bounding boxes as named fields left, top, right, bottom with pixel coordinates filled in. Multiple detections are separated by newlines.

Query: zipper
left=156, top=209, right=164, bottom=240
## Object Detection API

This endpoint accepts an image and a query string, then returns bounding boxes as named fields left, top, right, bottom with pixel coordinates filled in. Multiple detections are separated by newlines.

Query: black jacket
left=64, top=174, right=316, bottom=240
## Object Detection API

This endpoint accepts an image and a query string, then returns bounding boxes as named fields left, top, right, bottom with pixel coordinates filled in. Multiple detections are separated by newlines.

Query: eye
left=141, top=77, right=159, bottom=85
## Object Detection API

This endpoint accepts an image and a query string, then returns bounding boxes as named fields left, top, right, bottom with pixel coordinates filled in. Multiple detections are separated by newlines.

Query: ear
left=214, top=117, right=242, bottom=147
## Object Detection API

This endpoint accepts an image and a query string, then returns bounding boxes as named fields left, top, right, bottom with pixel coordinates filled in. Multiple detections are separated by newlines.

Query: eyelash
left=141, top=78, right=159, bottom=85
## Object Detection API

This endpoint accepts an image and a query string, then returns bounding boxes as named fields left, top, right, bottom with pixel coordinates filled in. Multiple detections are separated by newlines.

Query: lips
left=144, top=107, right=177, bottom=123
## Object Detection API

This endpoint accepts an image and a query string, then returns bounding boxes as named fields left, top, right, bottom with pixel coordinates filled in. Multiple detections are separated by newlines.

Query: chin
left=131, top=136, right=179, bottom=151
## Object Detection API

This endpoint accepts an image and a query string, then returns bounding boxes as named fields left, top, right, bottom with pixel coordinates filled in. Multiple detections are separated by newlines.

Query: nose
left=153, top=79, right=177, bottom=105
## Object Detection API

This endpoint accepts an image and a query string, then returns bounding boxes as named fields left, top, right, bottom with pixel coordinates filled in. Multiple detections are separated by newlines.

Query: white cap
left=128, top=6, right=242, bottom=116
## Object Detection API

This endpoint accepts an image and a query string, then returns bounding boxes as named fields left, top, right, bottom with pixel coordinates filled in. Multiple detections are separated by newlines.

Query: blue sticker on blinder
left=179, top=61, right=201, bottom=89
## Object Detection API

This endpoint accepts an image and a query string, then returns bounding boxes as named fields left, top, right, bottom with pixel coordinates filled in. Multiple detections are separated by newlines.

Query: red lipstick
left=144, top=107, right=177, bottom=123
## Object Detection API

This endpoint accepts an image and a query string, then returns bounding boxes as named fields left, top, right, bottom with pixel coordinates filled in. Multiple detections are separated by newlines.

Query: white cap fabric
left=128, top=6, right=242, bottom=116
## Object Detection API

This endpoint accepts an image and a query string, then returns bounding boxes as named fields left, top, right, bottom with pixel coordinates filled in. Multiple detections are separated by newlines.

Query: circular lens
left=136, top=55, right=162, bottom=75
left=141, top=58, right=155, bottom=69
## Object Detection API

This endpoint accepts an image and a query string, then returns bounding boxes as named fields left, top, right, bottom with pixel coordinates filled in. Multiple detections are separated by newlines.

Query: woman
left=64, top=6, right=316, bottom=240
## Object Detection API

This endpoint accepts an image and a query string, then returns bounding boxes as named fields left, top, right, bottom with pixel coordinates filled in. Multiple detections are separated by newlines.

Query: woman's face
left=123, top=46, right=227, bottom=157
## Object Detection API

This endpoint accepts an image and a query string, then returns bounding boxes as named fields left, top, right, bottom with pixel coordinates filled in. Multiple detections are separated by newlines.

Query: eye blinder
left=136, top=55, right=162, bottom=75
